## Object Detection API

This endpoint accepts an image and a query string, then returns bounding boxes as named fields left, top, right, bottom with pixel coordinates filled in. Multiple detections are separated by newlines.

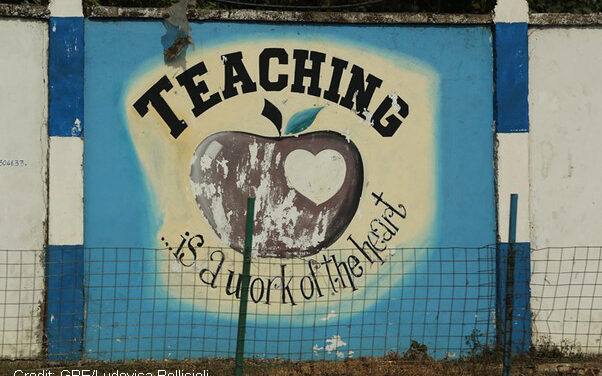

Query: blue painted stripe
left=496, top=242, right=531, bottom=354
left=49, top=17, right=84, bottom=137
left=46, top=245, right=84, bottom=362
left=494, top=23, right=528, bottom=133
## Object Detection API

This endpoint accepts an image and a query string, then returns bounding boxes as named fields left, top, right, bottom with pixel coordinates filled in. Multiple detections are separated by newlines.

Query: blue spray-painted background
left=84, top=21, right=494, bottom=360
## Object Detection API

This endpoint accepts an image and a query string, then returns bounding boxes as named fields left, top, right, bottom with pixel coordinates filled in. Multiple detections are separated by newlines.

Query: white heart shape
left=284, top=149, right=346, bottom=205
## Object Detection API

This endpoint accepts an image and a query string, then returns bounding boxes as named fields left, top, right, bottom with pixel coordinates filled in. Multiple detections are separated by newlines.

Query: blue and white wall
left=83, top=18, right=495, bottom=361
left=493, top=0, right=531, bottom=353
left=494, top=0, right=530, bottom=244
left=1, top=0, right=602, bottom=361
left=46, top=0, right=85, bottom=362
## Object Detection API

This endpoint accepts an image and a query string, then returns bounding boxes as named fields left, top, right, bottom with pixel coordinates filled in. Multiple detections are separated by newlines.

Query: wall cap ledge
left=85, top=5, right=493, bottom=24
left=2, top=5, right=600, bottom=27
left=0, top=3, right=49, bottom=19
left=530, top=12, right=602, bottom=26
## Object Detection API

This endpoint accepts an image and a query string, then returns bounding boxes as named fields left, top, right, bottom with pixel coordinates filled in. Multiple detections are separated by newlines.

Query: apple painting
left=190, top=100, right=364, bottom=258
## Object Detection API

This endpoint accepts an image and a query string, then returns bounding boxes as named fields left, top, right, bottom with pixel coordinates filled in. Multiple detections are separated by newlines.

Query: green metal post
left=502, top=193, right=518, bottom=376
left=234, top=197, right=255, bottom=376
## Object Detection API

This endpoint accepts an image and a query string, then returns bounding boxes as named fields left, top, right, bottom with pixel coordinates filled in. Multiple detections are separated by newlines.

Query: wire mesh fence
left=531, top=246, right=602, bottom=357
left=0, top=245, right=601, bottom=365
left=0, top=249, right=44, bottom=359
left=81, top=246, right=497, bottom=361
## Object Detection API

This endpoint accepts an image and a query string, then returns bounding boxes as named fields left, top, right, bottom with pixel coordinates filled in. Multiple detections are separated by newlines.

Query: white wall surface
left=0, top=18, right=48, bottom=359
left=48, top=0, right=83, bottom=17
left=529, top=27, right=602, bottom=352
left=48, top=137, right=83, bottom=246
left=494, top=0, right=528, bottom=23
left=497, top=133, right=530, bottom=243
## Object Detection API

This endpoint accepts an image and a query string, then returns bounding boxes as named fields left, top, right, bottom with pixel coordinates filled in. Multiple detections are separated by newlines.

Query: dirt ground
left=1, top=357, right=600, bottom=376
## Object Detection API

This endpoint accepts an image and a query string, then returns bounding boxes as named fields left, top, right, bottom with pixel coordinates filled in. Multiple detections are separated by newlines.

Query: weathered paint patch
left=190, top=132, right=363, bottom=258
left=49, top=17, right=84, bottom=137
left=319, top=310, right=337, bottom=322
left=312, top=335, right=348, bottom=358
left=494, top=22, right=528, bottom=133
left=46, top=245, right=84, bottom=362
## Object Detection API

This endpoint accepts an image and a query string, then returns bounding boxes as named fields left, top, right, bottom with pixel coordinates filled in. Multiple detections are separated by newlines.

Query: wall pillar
left=0, top=13, right=48, bottom=360
left=46, top=0, right=85, bottom=362
left=493, top=0, right=531, bottom=354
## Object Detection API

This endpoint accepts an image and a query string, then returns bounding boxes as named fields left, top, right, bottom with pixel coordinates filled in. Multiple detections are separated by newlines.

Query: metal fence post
left=234, top=197, right=255, bottom=376
left=502, top=193, right=518, bottom=376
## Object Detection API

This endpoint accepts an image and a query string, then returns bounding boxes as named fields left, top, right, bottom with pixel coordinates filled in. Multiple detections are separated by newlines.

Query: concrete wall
left=83, top=20, right=495, bottom=360
left=529, top=27, right=602, bottom=352
left=0, top=18, right=48, bottom=359
left=0, top=0, right=601, bottom=361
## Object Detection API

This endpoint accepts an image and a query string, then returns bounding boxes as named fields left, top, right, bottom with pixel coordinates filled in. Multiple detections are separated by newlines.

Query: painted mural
left=125, top=39, right=436, bottom=311
left=84, top=22, right=495, bottom=360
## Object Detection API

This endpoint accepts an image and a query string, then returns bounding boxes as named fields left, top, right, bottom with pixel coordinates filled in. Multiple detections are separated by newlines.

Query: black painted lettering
left=323, top=57, right=348, bottom=103
left=300, top=275, right=315, bottom=300
left=279, top=265, right=296, bottom=306
left=259, top=48, right=288, bottom=91
left=347, top=234, right=384, bottom=265
left=320, top=255, right=338, bottom=293
left=225, top=270, right=242, bottom=299
left=340, top=65, right=383, bottom=118
left=222, top=51, right=257, bottom=99
left=308, top=260, right=324, bottom=298
left=291, top=49, right=326, bottom=97
left=250, top=277, right=265, bottom=303
left=176, top=61, right=222, bottom=118
left=331, top=255, right=357, bottom=291
left=371, top=94, right=409, bottom=137
left=133, top=75, right=187, bottom=139
left=348, top=255, right=363, bottom=278
left=198, top=250, right=224, bottom=289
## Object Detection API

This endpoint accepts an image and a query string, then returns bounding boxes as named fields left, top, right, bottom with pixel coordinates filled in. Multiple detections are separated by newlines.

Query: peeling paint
left=71, top=118, right=81, bottom=137
left=248, top=140, right=259, bottom=167
left=313, top=334, right=348, bottom=356
left=319, top=310, right=337, bottom=321
left=190, top=131, right=362, bottom=257
left=361, top=109, right=374, bottom=127
left=325, top=335, right=347, bottom=353
left=163, top=0, right=192, bottom=62
left=388, top=93, right=401, bottom=112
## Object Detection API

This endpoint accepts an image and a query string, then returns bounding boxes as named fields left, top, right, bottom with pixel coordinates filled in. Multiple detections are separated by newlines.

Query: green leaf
left=284, top=107, right=323, bottom=135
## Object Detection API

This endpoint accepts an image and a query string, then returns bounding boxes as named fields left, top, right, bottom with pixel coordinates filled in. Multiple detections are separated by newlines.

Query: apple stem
left=261, top=99, right=283, bottom=137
